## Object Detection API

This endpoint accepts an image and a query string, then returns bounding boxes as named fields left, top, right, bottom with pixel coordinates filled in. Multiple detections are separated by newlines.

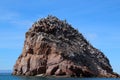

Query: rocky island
left=13, top=15, right=119, bottom=77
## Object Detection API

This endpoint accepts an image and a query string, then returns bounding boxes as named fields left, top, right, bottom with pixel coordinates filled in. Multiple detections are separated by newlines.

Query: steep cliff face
left=13, top=16, right=119, bottom=77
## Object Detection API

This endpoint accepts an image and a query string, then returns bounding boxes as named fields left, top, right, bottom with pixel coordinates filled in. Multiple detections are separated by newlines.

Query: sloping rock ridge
left=13, top=15, right=119, bottom=77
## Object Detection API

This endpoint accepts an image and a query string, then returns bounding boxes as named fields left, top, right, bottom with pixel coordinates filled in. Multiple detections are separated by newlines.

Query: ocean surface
left=0, top=73, right=120, bottom=80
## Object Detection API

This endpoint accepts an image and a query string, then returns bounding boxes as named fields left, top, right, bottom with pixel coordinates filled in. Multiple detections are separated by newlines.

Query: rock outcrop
left=13, top=15, right=119, bottom=77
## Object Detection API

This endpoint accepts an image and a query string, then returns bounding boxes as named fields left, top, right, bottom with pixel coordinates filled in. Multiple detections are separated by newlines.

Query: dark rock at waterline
left=13, top=15, right=120, bottom=77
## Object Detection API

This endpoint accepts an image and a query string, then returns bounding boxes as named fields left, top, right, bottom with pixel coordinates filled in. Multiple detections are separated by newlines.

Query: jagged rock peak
left=13, top=15, right=120, bottom=78
left=27, top=15, right=79, bottom=37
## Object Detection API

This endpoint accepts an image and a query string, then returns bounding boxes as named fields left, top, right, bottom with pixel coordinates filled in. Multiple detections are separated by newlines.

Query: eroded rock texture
left=13, top=15, right=119, bottom=77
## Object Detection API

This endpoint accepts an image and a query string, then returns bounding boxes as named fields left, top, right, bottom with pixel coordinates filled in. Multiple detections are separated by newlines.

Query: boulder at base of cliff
left=13, top=15, right=120, bottom=78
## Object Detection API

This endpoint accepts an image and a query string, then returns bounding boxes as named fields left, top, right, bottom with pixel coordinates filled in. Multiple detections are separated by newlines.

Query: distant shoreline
left=0, top=70, right=12, bottom=73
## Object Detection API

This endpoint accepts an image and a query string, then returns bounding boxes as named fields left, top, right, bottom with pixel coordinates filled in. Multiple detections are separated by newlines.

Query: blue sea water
left=0, top=73, right=120, bottom=80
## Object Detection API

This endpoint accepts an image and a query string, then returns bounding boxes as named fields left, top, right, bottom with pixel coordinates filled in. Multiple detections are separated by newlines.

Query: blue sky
left=0, top=0, right=120, bottom=74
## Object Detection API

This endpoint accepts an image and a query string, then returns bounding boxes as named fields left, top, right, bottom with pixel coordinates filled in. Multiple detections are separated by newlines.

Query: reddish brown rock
left=13, top=15, right=120, bottom=77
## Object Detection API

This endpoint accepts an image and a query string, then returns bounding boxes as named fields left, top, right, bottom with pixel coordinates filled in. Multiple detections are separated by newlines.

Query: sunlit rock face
left=13, top=15, right=119, bottom=77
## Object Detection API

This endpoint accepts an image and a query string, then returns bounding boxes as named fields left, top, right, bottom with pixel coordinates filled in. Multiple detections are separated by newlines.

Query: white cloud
left=83, top=33, right=98, bottom=41
left=0, top=10, right=33, bottom=49
left=10, top=20, right=33, bottom=29
left=0, top=10, right=33, bottom=29
left=0, top=12, right=19, bottom=21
